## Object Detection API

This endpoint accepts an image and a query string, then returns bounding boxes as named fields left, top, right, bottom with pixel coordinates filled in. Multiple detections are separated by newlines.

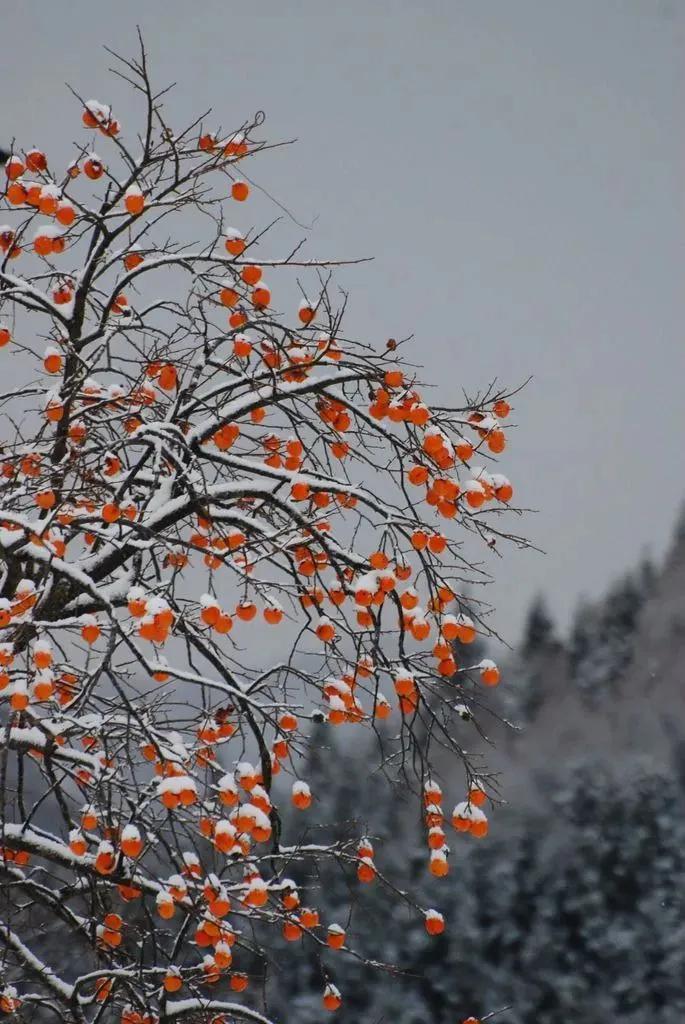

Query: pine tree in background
left=266, top=756, right=685, bottom=1024
left=522, top=595, right=557, bottom=657
left=266, top=515, right=685, bottom=1022
left=506, top=594, right=560, bottom=722
left=568, top=571, right=647, bottom=704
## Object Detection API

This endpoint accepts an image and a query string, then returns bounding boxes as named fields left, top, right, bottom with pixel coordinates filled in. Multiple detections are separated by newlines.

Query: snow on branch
left=0, top=35, right=525, bottom=1024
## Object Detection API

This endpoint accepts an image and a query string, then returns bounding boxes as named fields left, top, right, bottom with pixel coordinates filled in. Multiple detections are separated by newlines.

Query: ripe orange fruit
left=231, top=180, right=249, bottom=201
left=323, top=986, right=342, bottom=1012
left=7, top=182, right=28, bottom=208
left=424, top=909, right=445, bottom=935
left=235, top=601, right=257, bottom=622
left=26, top=149, right=47, bottom=172
left=199, top=132, right=217, bottom=151
left=298, top=302, right=315, bottom=324
left=124, top=188, right=145, bottom=215
left=291, top=481, right=310, bottom=502
left=5, top=155, right=25, bottom=180
left=224, top=229, right=245, bottom=255
left=241, top=264, right=262, bottom=285
left=408, top=465, right=429, bottom=486
left=54, top=199, right=75, bottom=224
left=252, top=283, right=271, bottom=308
left=487, top=429, right=506, bottom=453
left=83, top=156, right=105, bottom=180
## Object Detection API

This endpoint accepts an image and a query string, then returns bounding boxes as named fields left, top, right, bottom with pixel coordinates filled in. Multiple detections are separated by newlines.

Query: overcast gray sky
left=2, top=0, right=683, bottom=644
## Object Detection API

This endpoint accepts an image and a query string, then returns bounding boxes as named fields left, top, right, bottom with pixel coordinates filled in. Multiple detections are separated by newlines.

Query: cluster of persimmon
left=66, top=754, right=355, bottom=1012
left=0, top=590, right=90, bottom=709
left=82, top=99, right=122, bottom=137
left=0, top=847, right=29, bottom=868
left=0, top=67, right=525, bottom=1024
left=1, top=635, right=65, bottom=712
left=419, top=776, right=491, bottom=889
left=0, top=510, right=501, bottom=720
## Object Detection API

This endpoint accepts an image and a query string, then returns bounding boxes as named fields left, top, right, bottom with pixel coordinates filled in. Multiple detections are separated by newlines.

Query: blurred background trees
left=260, top=509, right=685, bottom=1023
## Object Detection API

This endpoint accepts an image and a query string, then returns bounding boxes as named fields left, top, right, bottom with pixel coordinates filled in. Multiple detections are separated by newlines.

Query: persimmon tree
left=0, top=39, right=526, bottom=1024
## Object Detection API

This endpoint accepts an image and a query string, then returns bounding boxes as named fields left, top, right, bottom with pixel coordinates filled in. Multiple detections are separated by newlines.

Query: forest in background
left=262, top=507, right=685, bottom=1023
